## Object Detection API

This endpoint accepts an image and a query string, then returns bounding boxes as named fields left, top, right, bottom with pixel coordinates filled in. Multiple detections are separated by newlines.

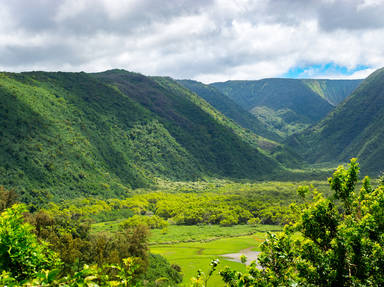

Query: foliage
left=190, top=259, right=220, bottom=287
left=0, top=201, right=185, bottom=286
left=0, top=204, right=59, bottom=280
left=177, top=79, right=281, bottom=141
left=25, top=207, right=150, bottom=274
left=176, top=79, right=306, bottom=168
left=52, top=180, right=323, bottom=235
left=144, top=253, right=183, bottom=287
left=0, top=70, right=289, bottom=201
left=120, top=215, right=168, bottom=230
left=216, top=159, right=384, bottom=286
left=0, top=257, right=143, bottom=286
left=89, top=208, right=134, bottom=223
left=98, top=71, right=281, bottom=180
left=0, top=186, right=18, bottom=212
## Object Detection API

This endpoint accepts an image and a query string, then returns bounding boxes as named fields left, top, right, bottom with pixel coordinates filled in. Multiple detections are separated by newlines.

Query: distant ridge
left=287, top=68, right=384, bottom=175
left=177, top=79, right=281, bottom=141
left=211, top=78, right=361, bottom=138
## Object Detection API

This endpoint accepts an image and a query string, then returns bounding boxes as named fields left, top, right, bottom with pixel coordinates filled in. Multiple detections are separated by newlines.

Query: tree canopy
left=216, top=159, right=384, bottom=286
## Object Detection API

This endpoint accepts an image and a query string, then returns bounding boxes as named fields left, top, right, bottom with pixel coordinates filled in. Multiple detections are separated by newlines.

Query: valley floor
left=150, top=225, right=282, bottom=286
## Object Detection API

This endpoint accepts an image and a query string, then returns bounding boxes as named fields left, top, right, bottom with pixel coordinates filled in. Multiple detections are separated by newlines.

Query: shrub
left=0, top=204, right=59, bottom=280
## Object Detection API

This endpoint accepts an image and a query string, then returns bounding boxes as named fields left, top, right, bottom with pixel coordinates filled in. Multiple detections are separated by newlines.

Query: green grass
left=149, top=224, right=281, bottom=244
left=151, top=232, right=276, bottom=286
left=91, top=222, right=282, bottom=242
left=90, top=222, right=282, bottom=285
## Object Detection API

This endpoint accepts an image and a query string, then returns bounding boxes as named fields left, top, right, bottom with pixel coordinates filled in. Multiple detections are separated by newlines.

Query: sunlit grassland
left=90, top=222, right=283, bottom=285
left=91, top=222, right=281, bottom=244
left=149, top=224, right=281, bottom=244
left=151, top=232, right=279, bottom=286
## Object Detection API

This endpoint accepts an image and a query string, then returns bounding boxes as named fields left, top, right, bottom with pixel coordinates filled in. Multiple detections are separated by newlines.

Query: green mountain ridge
left=287, top=68, right=384, bottom=175
left=211, top=78, right=361, bottom=138
left=302, top=79, right=363, bottom=106
left=176, top=79, right=282, bottom=142
left=175, top=79, right=303, bottom=168
left=0, top=70, right=285, bottom=200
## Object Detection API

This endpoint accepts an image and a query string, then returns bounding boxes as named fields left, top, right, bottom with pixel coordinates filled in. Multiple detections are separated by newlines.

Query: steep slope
left=177, top=79, right=281, bottom=141
left=153, top=77, right=302, bottom=169
left=211, top=79, right=361, bottom=137
left=94, top=70, right=281, bottom=175
left=0, top=70, right=282, bottom=200
left=302, top=79, right=362, bottom=106
left=287, top=68, right=384, bottom=175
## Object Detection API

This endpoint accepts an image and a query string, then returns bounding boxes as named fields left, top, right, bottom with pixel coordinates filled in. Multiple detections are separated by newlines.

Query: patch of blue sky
left=282, top=63, right=370, bottom=79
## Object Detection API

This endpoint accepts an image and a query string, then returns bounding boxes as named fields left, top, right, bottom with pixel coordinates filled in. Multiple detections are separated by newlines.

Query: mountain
left=177, top=79, right=281, bottom=141
left=287, top=68, right=384, bottom=175
left=0, top=70, right=283, bottom=200
left=211, top=79, right=361, bottom=137
left=302, top=79, right=363, bottom=106
left=95, top=71, right=289, bottom=168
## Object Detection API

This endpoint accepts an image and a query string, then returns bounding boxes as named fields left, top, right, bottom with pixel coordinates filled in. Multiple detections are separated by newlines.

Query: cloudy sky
left=1, top=0, right=384, bottom=83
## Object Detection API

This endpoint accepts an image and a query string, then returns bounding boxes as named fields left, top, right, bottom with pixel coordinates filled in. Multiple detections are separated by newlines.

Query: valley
left=1, top=67, right=384, bottom=286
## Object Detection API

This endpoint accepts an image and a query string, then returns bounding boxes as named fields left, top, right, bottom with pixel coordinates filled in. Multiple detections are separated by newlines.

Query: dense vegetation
left=0, top=70, right=293, bottom=201
left=42, top=180, right=330, bottom=232
left=194, top=159, right=384, bottom=286
left=95, top=71, right=283, bottom=176
left=288, top=67, right=384, bottom=176
left=211, top=78, right=361, bottom=137
left=2, top=66, right=384, bottom=286
left=177, top=79, right=281, bottom=141
left=0, top=191, right=182, bottom=286
left=176, top=79, right=305, bottom=168
left=2, top=159, right=382, bottom=286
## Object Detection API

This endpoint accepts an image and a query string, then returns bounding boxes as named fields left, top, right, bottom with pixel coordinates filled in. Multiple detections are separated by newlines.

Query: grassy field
left=91, top=222, right=281, bottom=243
left=149, top=224, right=281, bottom=244
left=150, top=225, right=282, bottom=286
left=91, top=222, right=282, bottom=285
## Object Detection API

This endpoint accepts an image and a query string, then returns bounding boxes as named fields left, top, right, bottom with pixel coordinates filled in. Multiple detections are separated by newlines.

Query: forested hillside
left=212, top=78, right=361, bottom=137
left=0, top=70, right=283, bottom=200
left=287, top=68, right=384, bottom=175
left=302, top=79, right=363, bottom=105
left=177, top=79, right=281, bottom=141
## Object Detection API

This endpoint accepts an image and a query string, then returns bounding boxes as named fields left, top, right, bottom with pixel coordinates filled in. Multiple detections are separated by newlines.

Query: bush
left=145, top=253, right=183, bottom=287
left=120, top=214, right=168, bottom=229
left=218, top=159, right=384, bottom=286
left=0, top=204, right=59, bottom=280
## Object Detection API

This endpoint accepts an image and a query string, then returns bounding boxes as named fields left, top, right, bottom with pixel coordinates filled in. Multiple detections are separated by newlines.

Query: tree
left=218, top=159, right=384, bottom=286
left=0, top=204, right=59, bottom=280
left=0, top=186, right=18, bottom=212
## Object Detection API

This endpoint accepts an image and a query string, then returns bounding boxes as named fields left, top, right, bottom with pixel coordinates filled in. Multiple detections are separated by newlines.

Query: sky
left=1, top=0, right=384, bottom=83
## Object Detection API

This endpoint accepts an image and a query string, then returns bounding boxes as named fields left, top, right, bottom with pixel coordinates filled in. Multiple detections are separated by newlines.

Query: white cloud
left=0, top=0, right=384, bottom=81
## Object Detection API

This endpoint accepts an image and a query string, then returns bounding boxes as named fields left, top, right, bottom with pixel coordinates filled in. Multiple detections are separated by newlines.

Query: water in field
left=222, top=247, right=261, bottom=267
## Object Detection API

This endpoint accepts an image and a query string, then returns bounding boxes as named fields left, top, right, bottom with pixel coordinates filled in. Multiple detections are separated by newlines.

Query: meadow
left=85, top=180, right=322, bottom=284
left=151, top=230, right=281, bottom=286
left=91, top=222, right=282, bottom=285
